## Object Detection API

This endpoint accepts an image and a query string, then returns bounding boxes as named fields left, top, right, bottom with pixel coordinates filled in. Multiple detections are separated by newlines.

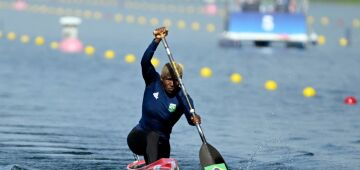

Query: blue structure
left=220, top=0, right=317, bottom=48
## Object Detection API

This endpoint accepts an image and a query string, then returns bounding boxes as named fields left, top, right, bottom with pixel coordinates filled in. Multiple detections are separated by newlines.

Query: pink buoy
left=344, top=96, right=357, bottom=105
left=59, top=38, right=83, bottom=53
left=205, top=3, right=217, bottom=15
left=59, top=17, right=83, bottom=53
left=13, top=0, right=27, bottom=11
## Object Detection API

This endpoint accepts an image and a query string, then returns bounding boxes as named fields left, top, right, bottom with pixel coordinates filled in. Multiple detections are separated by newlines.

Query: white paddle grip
left=166, top=48, right=171, bottom=55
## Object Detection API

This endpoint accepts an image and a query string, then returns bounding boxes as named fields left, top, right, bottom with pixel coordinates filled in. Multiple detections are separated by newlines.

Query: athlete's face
left=162, top=76, right=179, bottom=94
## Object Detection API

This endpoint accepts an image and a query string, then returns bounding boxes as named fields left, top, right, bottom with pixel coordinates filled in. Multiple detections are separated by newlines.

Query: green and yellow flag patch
left=168, top=103, right=176, bottom=112
left=204, top=163, right=227, bottom=170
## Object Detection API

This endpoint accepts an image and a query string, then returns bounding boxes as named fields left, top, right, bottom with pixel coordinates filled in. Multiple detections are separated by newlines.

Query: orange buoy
left=344, top=96, right=357, bottom=105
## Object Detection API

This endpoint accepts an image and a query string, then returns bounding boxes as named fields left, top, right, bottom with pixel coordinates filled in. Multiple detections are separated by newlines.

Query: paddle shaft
left=161, top=37, right=228, bottom=169
left=161, top=37, right=207, bottom=144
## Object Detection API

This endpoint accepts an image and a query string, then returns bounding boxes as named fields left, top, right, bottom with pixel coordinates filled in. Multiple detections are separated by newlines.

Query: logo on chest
left=153, top=92, right=159, bottom=100
left=168, top=103, right=177, bottom=112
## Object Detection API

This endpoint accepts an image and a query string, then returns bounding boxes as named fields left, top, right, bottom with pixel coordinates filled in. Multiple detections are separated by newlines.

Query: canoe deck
left=127, top=158, right=179, bottom=170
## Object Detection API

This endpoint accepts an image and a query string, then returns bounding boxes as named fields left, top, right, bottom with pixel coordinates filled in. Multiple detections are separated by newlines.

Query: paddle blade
left=199, top=143, right=228, bottom=169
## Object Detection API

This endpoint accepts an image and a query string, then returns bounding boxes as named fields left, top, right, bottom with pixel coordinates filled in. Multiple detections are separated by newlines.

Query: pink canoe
left=127, top=158, right=179, bottom=170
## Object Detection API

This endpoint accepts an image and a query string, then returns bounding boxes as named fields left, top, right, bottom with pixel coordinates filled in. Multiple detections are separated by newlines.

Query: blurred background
left=0, top=0, right=359, bottom=169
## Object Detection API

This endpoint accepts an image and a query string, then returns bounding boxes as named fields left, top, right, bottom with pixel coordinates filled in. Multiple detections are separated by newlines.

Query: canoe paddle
left=161, top=37, right=228, bottom=170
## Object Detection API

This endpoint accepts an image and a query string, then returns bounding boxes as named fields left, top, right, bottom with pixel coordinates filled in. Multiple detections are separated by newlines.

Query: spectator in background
left=288, top=0, right=297, bottom=13
left=275, top=0, right=289, bottom=12
left=239, top=0, right=261, bottom=12
left=275, top=0, right=297, bottom=13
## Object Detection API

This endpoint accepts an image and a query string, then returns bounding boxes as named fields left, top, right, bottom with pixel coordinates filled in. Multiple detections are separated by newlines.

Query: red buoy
left=344, top=96, right=357, bottom=105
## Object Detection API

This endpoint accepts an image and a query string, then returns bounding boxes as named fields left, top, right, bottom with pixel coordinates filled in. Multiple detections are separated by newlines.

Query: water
left=1, top=1, right=360, bottom=170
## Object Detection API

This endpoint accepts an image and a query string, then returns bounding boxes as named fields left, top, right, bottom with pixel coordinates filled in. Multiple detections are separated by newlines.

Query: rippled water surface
left=1, top=1, right=360, bottom=170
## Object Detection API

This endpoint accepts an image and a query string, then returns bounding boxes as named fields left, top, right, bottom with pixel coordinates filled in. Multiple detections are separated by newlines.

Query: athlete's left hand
left=191, top=114, right=201, bottom=124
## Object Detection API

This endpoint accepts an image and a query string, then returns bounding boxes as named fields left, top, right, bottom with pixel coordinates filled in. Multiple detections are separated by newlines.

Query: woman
left=127, top=27, right=201, bottom=165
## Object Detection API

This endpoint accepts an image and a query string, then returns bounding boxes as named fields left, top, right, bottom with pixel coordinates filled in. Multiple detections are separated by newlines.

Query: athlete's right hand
left=153, top=27, right=168, bottom=41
